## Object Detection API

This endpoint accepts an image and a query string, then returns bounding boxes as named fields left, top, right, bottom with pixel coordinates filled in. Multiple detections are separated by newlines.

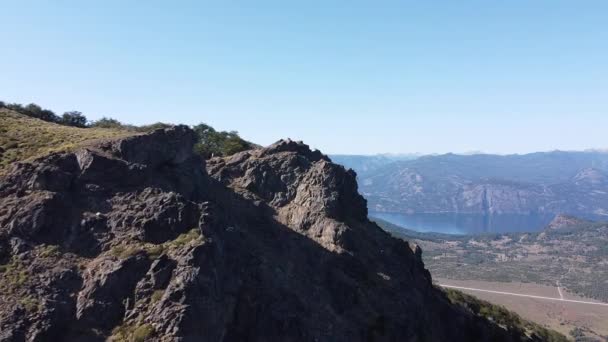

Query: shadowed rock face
left=0, top=128, right=530, bottom=341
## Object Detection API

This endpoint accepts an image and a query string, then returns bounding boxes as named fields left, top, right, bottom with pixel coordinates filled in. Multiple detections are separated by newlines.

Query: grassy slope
left=0, top=109, right=135, bottom=173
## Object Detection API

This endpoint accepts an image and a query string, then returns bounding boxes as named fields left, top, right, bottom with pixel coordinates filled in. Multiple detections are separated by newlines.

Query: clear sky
left=1, top=1, right=607, bottom=154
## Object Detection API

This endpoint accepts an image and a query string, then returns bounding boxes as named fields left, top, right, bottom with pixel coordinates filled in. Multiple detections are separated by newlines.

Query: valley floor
left=436, top=278, right=608, bottom=340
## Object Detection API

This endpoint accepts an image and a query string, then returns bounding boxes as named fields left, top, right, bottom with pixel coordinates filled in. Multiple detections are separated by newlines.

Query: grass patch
left=143, top=244, right=165, bottom=259
left=20, top=295, right=40, bottom=313
left=0, top=259, right=29, bottom=294
left=151, top=290, right=164, bottom=303
left=111, top=322, right=155, bottom=342
left=109, top=229, right=201, bottom=260
left=132, top=324, right=155, bottom=342
left=168, top=228, right=201, bottom=249
left=109, top=245, right=143, bottom=259
left=0, top=109, right=135, bottom=174
left=38, top=244, right=61, bottom=258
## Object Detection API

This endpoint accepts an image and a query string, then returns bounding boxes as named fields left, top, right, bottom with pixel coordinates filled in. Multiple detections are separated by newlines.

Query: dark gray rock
left=0, top=128, right=545, bottom=341
left=76, top=253, right=151, bottom=329
left=109, top=125, right=195, bottom=167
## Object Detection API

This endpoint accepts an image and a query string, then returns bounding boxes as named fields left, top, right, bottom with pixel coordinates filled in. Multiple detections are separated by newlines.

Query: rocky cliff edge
left=0, top=127, right=531, bottom=341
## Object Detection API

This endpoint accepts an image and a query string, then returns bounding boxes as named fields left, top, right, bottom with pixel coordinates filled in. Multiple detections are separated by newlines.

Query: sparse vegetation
left=377, top=217, right=608, bottom=339
left=0, top=100, right=254, bottom=175
left=38, top=244, right=61, bottom=258
left=109, top=244, right=144, bottom=259
left=144, top=244, right=165, bottom=259
left=109, top=229, right=202, bottom=260
left=20, top=295, right=40, bottom=313
left=375, top=217, right=608, bottom=302
left=132, top=324, right=155, bottom=342
left=151, top=290, right=164, bottom=303
left=0, top=258, right=29, bottom=293
left=89, top=117, right=174, bottom=133
left=89, top=117, right=125, bottom=129
left=0, top=109, right=134, bottom=173
left=443, top=288, right=568, bottom=342
left=0, top=101, right=92, bottom=128
left=168, top=228, right=201, bottom=248
left=111, top=322, right=155, bottom=342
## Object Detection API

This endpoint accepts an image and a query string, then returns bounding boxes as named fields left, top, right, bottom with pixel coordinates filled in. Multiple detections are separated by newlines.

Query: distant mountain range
left=329, top=154, right=420, bottom=178
left=331, top=151, right=608, bottom=217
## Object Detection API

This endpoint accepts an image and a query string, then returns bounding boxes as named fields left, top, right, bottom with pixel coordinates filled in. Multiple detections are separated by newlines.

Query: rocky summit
left=1, top=127, right=538, bottom=341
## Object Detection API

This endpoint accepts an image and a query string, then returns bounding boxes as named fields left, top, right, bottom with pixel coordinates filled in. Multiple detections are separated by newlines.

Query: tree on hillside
left=1, top=102, right=60, bottom=123
left=25, top=103, right=59, bottom=122
left=90, top=117, right=125, bottom=129
left=134, top=122, right=174, bottom=132
left=61, top=111, right=88, bottom=128
left=192, top=123, right=253, bottom=158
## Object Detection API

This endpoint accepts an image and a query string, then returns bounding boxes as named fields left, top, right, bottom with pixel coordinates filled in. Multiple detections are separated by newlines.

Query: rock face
left=1, top=128, right=532, bottom=341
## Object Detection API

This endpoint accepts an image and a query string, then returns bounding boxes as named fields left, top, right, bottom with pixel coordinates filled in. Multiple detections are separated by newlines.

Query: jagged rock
left=108, top=125, right=195, bottom=167
left=2, top=191, right=69, bottom=243
left=76, top=253, right=151, bottom=329
left=107, top=188, right=200, bottom=243
left=141, top=254, right=176, bottom=290
left=75, top=149, right=133, bottom=187
left=0, top=128, right=545, bottom=341
left=409, top=242, right=423, bottom=260
left=9, top=237, right=28, bottom=255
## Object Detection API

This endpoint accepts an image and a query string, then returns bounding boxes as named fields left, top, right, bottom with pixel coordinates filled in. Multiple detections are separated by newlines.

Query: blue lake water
left=369, top=212, right=556, bottom=235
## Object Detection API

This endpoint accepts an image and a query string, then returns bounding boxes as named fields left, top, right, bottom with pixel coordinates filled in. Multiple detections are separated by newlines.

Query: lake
left=369, top=212, right=556, bottom=235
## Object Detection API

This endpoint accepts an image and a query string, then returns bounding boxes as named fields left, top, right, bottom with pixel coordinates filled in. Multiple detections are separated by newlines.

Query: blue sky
left=1, top=1, right=607, bottom=154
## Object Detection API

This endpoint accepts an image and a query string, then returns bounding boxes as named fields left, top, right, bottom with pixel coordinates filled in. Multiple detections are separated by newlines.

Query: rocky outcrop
left=545, top=214, right=590, bottom=230
left=0, top=128, right=538, bottom=341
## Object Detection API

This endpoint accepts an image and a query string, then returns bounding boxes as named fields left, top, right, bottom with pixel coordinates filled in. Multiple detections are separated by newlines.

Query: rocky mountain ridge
left=0, top=126, right=554, bottom=341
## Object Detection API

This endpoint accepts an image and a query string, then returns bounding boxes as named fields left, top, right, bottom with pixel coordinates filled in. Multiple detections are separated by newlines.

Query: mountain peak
left=260, top=138, right=329, bottom=162
left=0, top=126, right=545, bottom=341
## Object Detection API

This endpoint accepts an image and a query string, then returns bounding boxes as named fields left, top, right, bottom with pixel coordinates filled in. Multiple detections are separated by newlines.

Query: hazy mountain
left=329, top=154, right=419, bottom=178
left=339, top=151, right=608, bottom=216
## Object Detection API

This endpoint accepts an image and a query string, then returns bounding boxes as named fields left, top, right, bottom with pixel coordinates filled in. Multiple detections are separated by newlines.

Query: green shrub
left=193, top=123, right=254, bottom=158
left=168, top=228, right=201, bottom=248
left=20, top=296, right=39, bottom=313
left=111, top=322, right=155, bottom=342
left=38, top=244, right=61, bottom=258
left=109, top=245, right=142, bottom=259
left=144, top=244, right=165, bottom=259
left=132, top=324, right=154, bottom=342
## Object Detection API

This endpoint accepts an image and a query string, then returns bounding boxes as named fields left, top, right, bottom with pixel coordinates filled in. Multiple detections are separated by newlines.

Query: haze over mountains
left=332, top=151, right=608, bottom=217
